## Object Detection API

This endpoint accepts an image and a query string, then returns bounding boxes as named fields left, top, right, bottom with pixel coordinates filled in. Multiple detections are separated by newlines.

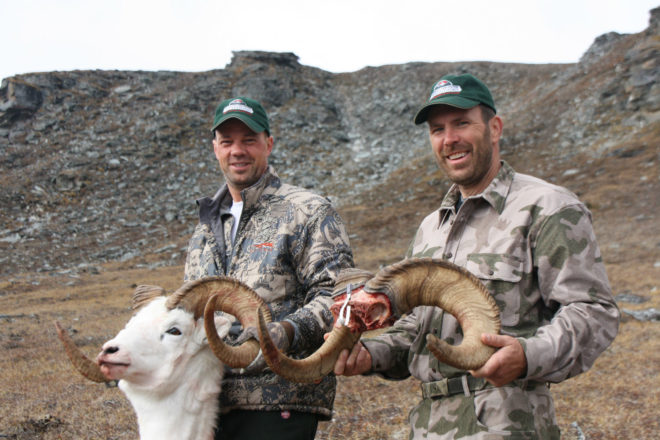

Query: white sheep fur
left=97, top=296, right=231, bottom=440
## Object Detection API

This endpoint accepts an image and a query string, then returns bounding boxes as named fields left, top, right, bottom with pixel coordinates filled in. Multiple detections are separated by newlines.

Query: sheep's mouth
left=99, top=361, right=129, bottom=367
left=98, top=361, right=129, bottom=379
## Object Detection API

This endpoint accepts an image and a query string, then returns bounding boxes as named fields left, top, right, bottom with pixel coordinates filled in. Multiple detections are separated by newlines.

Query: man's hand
left=324, top=333, right=372, bottom=376
left=469, top=333, right=527, bottom=387
left=234, top=321, right=292, bottom=375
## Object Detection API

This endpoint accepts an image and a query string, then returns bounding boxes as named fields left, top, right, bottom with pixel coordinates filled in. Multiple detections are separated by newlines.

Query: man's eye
left=166, top=327, right=182, bottom=336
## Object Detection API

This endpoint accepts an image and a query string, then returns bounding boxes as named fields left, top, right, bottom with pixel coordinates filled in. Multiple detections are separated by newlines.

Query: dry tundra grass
left=1, top=252, right=658, bottom=439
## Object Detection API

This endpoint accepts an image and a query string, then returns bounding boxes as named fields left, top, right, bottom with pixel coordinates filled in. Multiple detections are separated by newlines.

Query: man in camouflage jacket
left=185, top=97, right=353, bottom=439
left=334, top=74, right=619, bottom=439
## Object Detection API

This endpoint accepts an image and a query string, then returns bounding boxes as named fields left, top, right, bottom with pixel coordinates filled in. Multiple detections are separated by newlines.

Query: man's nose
left=229, top=143, right=248, bottom=155
left=444, top=126, right=460, bottom=145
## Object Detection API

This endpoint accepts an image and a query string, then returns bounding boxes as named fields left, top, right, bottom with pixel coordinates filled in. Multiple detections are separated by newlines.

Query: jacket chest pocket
left=464, top=253, right=527, bottom=329
left=466, top=252, right=522, bottom=301
left=465, top=252, right=523, bottom=282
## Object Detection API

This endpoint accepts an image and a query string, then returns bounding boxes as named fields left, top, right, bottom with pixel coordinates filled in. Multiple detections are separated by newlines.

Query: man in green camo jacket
left=333, top=74, right=620, bottom=439
left=184, top=97, right=354, bottom=439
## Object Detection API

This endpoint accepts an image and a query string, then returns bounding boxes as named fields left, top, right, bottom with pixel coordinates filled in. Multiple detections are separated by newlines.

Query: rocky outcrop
left=0, top=78, right=44, bottom=126
left=0, top=8, right=658, bottom=278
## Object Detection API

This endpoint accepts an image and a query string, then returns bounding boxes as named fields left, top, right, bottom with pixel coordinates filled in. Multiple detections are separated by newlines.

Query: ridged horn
left=165, top=276, right=248, bottom=319
left=131, top=285, right=166, bottom=310
left=363, top=257, right=500, bottom=370
left=54, top=321, right=108, bottom=383
left=257, top=305, right=361, bottom=383
left=258, top=268, right=374, bottom=383
left=199, top=277, right=272, bottom=368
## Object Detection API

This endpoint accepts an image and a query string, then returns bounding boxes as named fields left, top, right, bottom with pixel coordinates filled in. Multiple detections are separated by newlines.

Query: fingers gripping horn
left=54, top=321, right=109, bottom=383
left=258, top=268, right=374, bottom=383
left=198, top=277, right=272, bottom=368
left=257, top=305, right=361, bottom=383
left=364, top=258, right=501, bottom=370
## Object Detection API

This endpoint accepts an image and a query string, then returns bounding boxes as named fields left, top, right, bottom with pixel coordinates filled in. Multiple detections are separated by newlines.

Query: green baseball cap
left=210, top=97, right=270, bottom=135
left=414, top=74, right=496, bottom=124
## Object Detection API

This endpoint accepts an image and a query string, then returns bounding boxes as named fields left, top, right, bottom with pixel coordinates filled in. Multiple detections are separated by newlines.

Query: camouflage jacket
left=362, top=161, right=619, bottom=438
left=184, top=166, right=354, bottom=419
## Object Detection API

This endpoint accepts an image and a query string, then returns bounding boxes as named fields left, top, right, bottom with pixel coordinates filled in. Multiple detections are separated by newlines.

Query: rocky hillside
left=1, top=7, right=658, bottom=279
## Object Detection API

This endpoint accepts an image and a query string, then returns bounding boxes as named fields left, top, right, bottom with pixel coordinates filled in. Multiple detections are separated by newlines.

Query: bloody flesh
left=330, top=288, right=396, bottom=332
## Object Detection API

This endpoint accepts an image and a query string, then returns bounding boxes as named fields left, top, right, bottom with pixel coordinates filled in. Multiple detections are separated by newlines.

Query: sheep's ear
left=213, top=316, right=232, bottom=339
left=132, top=285, right=166, bottom=310
left=198, top=315, right=231, bottom=345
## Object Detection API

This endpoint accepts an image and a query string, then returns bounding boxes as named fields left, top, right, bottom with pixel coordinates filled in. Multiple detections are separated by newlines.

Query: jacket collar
left=239, top=165, right=281, bottom=209
left=439, top=160, right=514, bottom=217
left=197, top=165, right=281, bottom=223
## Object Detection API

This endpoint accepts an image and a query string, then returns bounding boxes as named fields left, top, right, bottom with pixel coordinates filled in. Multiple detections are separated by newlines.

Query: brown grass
left=1, top=250, right=658, bottom=439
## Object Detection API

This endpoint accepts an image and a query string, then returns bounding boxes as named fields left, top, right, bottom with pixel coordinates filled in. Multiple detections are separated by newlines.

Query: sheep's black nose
left=103, top=346, right=119, bottom=355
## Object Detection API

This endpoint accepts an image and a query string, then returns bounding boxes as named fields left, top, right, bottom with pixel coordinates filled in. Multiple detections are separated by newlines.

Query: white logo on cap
left=223, top=99, right=254, bottom=114
left=429, top=80, right=462, bottom=101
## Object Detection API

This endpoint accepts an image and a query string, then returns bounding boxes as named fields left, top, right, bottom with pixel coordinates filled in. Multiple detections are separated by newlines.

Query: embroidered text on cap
left=430, top=80, right=462, bottom=101
left=223, top=99, right=254, bottom=115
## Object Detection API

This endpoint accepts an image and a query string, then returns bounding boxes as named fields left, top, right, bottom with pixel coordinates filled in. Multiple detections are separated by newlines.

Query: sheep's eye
left=165, top=327, right=182, bottom=336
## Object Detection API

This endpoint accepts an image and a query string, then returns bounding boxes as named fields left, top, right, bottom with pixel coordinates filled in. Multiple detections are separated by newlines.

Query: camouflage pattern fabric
left=185, top=166, right=354, bottom=419
left=362, top=161, right=619, bottom=439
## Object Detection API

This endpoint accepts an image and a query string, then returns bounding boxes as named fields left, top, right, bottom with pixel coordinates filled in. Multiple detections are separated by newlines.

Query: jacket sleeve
left=284, top=204, right=354, bottom=353
left=183, top=223, right=223, bottom=281
left=361, top=311, right=419, bottom=380
left=521, top=204, right=620, bottom=383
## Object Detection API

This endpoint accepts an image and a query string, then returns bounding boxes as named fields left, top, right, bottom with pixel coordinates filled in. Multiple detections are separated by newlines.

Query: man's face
left=213, top=119, right=273, bottom=198
left=427, top=105, right=502, bottom=195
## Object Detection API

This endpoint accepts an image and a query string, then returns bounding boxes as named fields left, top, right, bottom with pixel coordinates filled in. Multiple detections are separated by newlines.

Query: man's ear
left=212, top=135, right=222, bottom=162
left=489, top=115, right=503, bottom=144
left=266, top=135, right=274, bottom=156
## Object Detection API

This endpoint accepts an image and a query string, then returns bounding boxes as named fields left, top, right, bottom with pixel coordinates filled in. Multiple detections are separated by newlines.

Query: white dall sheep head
left=97, top=296, right=230, bottom=391
left=56, top=276, right=270, bottom=386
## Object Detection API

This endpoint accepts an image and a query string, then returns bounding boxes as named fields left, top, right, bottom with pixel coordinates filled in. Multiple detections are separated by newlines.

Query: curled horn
left=54, top=321, right=108, bottom=383
left=259, top=258, right=500, bottom=383
left=199, top=277, right=272, bottom=368
left=132, top=285, right=166, bottom=310
left=164, top=276, right=249, bottom=319
left=258, top=269, right=373, bottom=383
left=258, top=305, right=361, bottom=383
left=55, top=276, right=268, bottom=384
left=363, top=258, right=500, bottom=370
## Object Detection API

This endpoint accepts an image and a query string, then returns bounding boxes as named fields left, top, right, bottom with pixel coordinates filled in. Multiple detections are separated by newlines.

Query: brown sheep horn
left=165, top=276, right=250, bottom=319
left=260, top=259, right=500, bottom=382
left=131, top=285, right=166, bottom=310
left=363, top=258, right=500, bottom=370
left=257, top=305, right=361, bottom=383
left=56, top=277, right=268, bottom=384
left=258, top=268, right=374, bottom=383
left=54, top=321, right=108, bottom=383
left=200, top=277, right=272, bottom=368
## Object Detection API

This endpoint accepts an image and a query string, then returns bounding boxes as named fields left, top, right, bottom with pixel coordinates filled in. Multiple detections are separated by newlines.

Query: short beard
left=447, top=124, right=493, bottom=189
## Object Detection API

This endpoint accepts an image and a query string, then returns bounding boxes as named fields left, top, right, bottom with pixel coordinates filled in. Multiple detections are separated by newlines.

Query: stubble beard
left=224, top=164, right=266, bottom=193
left=439, top=126, right=493, bottom=190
